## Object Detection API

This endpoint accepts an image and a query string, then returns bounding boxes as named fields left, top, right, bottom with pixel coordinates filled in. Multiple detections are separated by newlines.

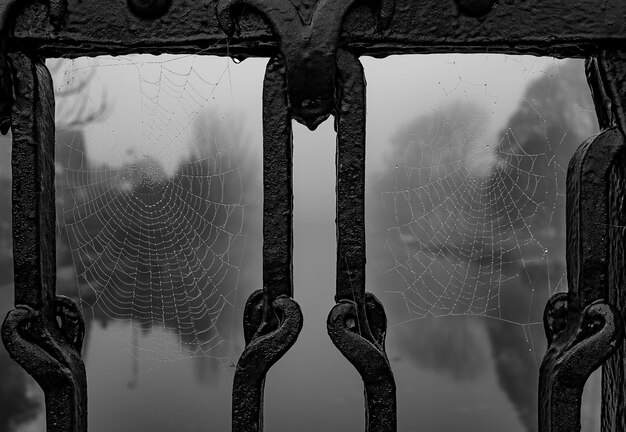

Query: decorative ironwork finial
left=216, top=0, right=394, bottom=130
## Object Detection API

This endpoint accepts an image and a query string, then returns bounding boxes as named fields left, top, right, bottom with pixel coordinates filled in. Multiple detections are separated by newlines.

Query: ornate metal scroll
left=231, top=57, right=303, bottom=432
left=217, top=0, right=393, bottom=130
left=0, top=53, right=87, bottom=432
left=538, top=51, right=626, bottom=432
left=327, top=49, right=396, bottom=432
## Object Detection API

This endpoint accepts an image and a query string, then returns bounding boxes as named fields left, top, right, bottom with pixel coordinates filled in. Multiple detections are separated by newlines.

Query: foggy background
left=0, top=54, right=601, bottom=432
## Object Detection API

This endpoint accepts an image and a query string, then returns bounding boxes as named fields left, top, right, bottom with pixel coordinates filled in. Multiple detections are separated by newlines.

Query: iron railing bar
left=10, top=0, right=626, bottom=60
left=232, top=56, right=303, bottom=432
left=1, top=52, right=87, bottom=432
left=327, top=49, right=396, bottom=432
left=262, top=58, right=294, bottom=303
left=538, top=53, right=626, bottom=432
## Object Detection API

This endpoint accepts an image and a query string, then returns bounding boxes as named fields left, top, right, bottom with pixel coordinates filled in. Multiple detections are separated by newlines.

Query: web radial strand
left=369, top=57, right=598, bottom=327
left=51, top=55, right=256, bottom=362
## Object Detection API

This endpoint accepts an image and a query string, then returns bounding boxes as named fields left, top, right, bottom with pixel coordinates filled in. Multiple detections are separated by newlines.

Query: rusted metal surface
left=231, top=57, right=303, bottom=432
left=538, top=51, right=626, bottom=430
left=0, top=52, right=87, bottom=432
left=5, top=0, right=626, bottom=58
left=327, top=49, right=396, bottom=432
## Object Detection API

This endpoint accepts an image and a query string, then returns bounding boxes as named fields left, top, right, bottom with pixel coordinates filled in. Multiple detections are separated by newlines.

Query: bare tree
left=47, top=58, right=108, bottom=129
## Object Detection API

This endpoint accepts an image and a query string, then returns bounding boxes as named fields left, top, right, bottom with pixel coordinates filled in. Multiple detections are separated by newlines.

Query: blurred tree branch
left=47, top=58, right=108, bottom=129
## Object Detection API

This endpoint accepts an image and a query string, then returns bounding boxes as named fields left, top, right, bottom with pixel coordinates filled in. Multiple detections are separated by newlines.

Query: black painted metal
left=216, top=0, right=393, bottom=130
left=0, top=52, right=87, bottom=432
left=586, top=50, right=626, bottom=432
left=0, top=0, right=66, bottom=134
left=231, top=57, right=303, bottom=432
left=540, top=291, right=622, bottom=432
left=453, top=0, right=496, bottom=18
left=8, top=0, right=626, bottom=60
left=538, top=51, right=626, bottom=432
left=262, top=56, right=294, bottom=303
left=127, top=0, right=172, bottom=19
left=0, top=0, right=625, bottom=431
left=327, top=49, right=396, bottom=432
left=215, top=1, right=398, bottom=425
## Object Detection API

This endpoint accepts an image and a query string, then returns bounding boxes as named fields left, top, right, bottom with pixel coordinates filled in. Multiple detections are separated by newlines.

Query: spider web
left=368, top=56, right=597, bottom=331
left=365, top=56, right=600, bottom=431
left=51, top=54, right=260, bottom=363
left=40, top=53, right=603, bottom=431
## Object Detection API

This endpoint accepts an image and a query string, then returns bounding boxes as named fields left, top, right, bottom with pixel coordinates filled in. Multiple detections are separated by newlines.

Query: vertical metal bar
left=603, top=140, right=626, bottom=432
left=334, top=51, right=366, bottom=308
left=587, top=50, right=626, bottom=432
left=327, top=48, right=396, bottom=432
left=263, top=55, right=294, bottom=303
left=1, top=52, right=87, bottom=432
left=232, top=56, right=302, bottom=432
left=538, top=52, right=626, bottom=432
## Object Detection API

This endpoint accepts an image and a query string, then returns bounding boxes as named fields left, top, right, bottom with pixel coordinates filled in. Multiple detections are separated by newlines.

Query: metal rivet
left=346, top=317, right=357, bottom=329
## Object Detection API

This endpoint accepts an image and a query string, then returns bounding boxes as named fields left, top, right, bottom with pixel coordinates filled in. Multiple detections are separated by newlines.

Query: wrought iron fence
left=1, top=0, right=625, bottom=431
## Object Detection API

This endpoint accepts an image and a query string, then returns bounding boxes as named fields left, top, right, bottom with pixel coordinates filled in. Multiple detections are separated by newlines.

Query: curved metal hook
left=231, top=55, right=301, bottom=432
left=232, top=295, right=303, bottom=432
left=453, top=0, right=496, bottom=17
left=538, top=125, right=626, bottom=432
left=539, top=293, right=623, bottom=432
left=2, top=297, right=87, bottom=432
left=55, top=295, right=86, bottom=354
left=327, top=294, right=396, bottom=432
